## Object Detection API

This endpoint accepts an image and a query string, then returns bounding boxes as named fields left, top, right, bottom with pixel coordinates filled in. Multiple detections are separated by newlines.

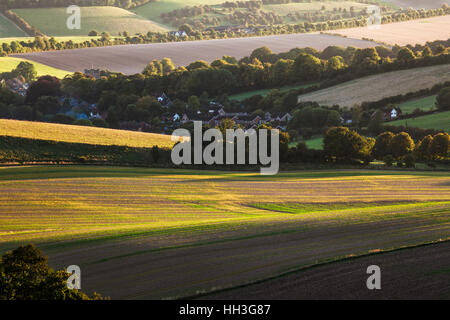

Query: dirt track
left=12, top=34, right=378, bottom=74
left=202, top=241, right=450, bottom=300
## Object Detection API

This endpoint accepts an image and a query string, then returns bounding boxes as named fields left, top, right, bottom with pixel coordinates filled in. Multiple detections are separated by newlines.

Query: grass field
left=328, top=15, right=450, bottom=46
left=0, top=13, right=26, bottom=38
left=0, top=119, right=175, bottom=148
left=298, top=64, right=450, bottom=108
left=398, top=95, right=437, bottom=114
left=0, top=166, right=448, bottom=299
left=229, top=82, right=319, bottom=101
left=12, top=6, right=168, bottom=37
left=389, top=110, right=450, bottom=131
left=0, top=57, right=72, bottom=78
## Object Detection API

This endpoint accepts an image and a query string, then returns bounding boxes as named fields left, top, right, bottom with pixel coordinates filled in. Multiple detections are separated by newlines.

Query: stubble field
left=297, top=64, right=450, bottom=108
left=327, top=15, right=450, bottom=46
left=0, top=166, right=449, bottom=299
left=11, top=34, right=378, bottom=74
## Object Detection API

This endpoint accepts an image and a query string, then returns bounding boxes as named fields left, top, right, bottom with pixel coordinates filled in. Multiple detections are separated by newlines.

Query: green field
left=134, top=0, right=395, bottom=29
left=0, top=57, right=72, bottom=78
left=389, top=110, right=450, bottom=131
left=0, top=166, right=448, bottom=299
left=398, top=95, right=437, bottom=114
left=133, top=0, right=228, bottom=29
left=0, top=13, right=27, bottom=38
left=0, top=119, right=175, bottom=148
left=12, top=6, right=168, bottom=37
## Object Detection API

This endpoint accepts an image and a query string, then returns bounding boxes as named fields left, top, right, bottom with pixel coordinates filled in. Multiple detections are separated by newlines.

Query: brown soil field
left=328, top=15, right=450, bottom=46
left=11, top=34, right=378, bottom=75
left=1, top=167, right=448, bottom=299
left=202, top=241, right=450, bottom=300
left=384, top=0, right=450, bottom=9
left=298, top=64, right=450, bottom=108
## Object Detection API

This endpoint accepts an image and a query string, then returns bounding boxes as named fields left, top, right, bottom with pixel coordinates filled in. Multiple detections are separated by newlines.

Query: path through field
left=0, top=167, right=448, bottom=299
left=12, top=34, right=378, bottom=74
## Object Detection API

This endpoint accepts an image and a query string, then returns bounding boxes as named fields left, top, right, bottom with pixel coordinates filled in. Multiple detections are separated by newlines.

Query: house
left=84, top=69, right=102, bottom=79
left=157, top=93, right=172, bottom=108
left=168, top=31, right=187, bottom=37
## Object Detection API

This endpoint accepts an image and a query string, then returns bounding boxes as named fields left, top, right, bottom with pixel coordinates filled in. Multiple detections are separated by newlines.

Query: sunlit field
left=0, top=166, right=448, bottom=299
left=0, top=119, right=175, bottom=148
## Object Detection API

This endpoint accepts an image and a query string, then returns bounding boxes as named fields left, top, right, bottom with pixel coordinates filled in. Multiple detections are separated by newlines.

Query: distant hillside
left=0, top=13, right=26, bottom=37
left=12, top=6, right=168, bottom=37
left=298, top=64, right=450, bottom=108
left=0, top=119, right=175, bottom=148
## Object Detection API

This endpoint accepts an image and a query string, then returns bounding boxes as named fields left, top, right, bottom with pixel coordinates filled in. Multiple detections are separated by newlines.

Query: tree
left=372, top=131, right=394, bottom=160
left=187, top=95, right=200, bottom=111
left=324, top=126, right=373, bottom=162
left=422, top=46, right=432, bottom=57
left=292, top=53, right=322, bottom=82
left=325, top=56, right=346, bottom=73
left=25, top=76, right=61, bottom=104
left=396, top=47, right=415, bottom=64
left=390, top=132, right=415, bottom=160
left=352, top=48, right=380, bottom=68
left=13, top=61, right=36, bottom=83
left=0, top=244, right=101, bottom=300
left=415, top=134, right=433, bottom=160
left=368, top=111, right=384, bottom=135
left=250, top=46, right=274, bottom=63
left=436, top=87, right=450, bottom=110
left=429, top=133, right=449, bottom=159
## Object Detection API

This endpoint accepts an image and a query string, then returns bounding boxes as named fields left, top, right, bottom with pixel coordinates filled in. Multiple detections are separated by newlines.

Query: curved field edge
left=0, top=57, right=72, bottom=78
left=190, top=238, right=450, bottom=300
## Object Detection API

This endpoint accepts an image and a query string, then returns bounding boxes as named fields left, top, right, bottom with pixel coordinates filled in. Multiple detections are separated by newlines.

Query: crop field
left=298, top=64, right=450, bottom=108
left=11, top=34, right=379, bottom=75
left=12, top=6, right=168, bottom=37
left=0, top=57, right=72, bottom=78
left=398, top=95, right=437, bottom=114
left=0, top=119, right=175, bottom=148
left=383, top=0, right=450, bottom=9
left=327, top=15, right=450, bottom=46
left=0, top=166, right=448, bottom=299
left=389, top=110, right=450, bottom=131
left=0, top=13, right=26, bottom=38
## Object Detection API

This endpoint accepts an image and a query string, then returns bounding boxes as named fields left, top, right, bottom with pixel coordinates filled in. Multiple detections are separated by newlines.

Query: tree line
left=0, top=7, right=449, bottom=55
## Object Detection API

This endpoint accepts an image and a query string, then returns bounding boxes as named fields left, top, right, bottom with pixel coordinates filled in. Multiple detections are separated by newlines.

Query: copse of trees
left=0, top=244, right=104, bottom=300
left=415, top=133, right=450, bottom=161
left=436, top=86, right=450, bottom=110
left=324, top=126, right=374, bottom=163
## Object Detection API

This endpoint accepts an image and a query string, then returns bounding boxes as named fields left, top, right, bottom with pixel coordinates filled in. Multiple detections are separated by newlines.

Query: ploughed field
left=0, top=166, right=449, bottom=299
left=11, top=34, right=378, bottom=75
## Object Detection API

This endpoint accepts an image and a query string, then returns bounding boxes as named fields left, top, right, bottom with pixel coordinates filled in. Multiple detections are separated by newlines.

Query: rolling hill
left=12, top=6, right=168, bottom=37
left=0, top=13, right=26, bottom=38
left=298, top=64, right=450, bottom=108
left=388, top=110, right=450, bottom=131
left=0, top=119, right=175, bottom=148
